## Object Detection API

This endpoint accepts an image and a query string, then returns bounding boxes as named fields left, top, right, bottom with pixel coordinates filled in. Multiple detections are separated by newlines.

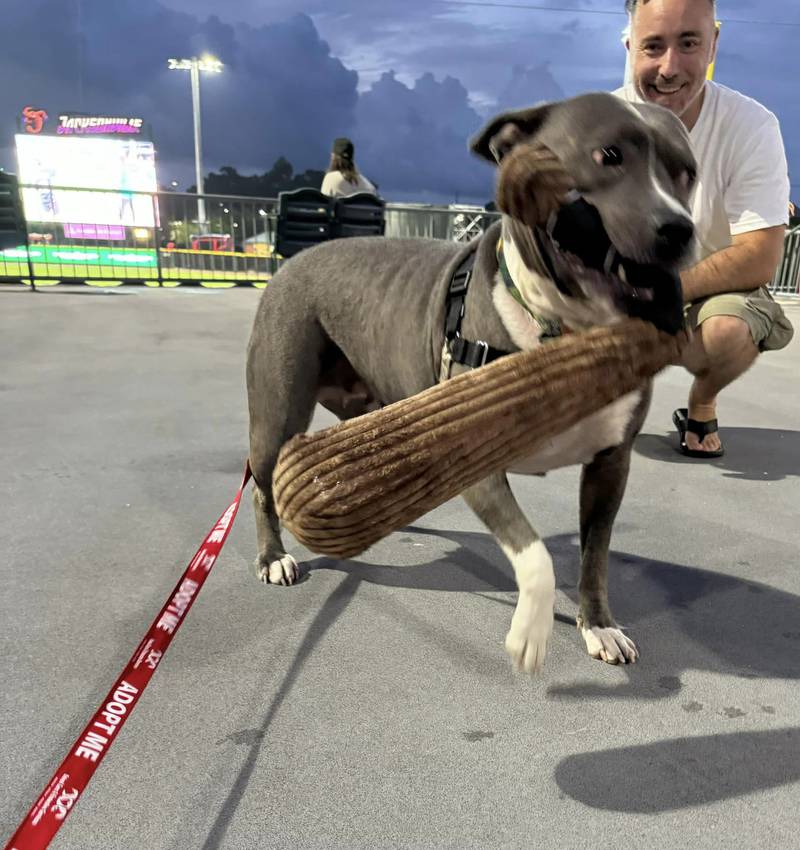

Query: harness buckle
left=474, top=339, right=489, bottom=367
left=449, top=268, right=471, bottom=297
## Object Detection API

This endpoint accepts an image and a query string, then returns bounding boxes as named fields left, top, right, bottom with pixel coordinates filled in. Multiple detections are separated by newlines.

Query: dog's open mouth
left=536, top=224, right=654, bottom=304
left=533, top=194, right=686, bottom=335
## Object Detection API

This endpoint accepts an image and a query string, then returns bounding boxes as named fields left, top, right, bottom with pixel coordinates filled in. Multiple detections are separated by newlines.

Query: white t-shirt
left=614, top=81, right=789, bottom=264
left=320, top=170, right=377, bottom=198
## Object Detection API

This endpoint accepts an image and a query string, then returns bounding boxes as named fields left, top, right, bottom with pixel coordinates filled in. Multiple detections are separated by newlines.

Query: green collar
left=496, top=237, right=564, bottom=340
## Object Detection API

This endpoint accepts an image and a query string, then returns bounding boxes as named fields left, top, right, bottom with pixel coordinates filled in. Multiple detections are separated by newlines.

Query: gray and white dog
left=246, top=92, right=696, bottom=674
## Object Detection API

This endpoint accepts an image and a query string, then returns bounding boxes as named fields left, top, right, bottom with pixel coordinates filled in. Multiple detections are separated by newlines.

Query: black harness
left=441, top=251, right=511, bottom=377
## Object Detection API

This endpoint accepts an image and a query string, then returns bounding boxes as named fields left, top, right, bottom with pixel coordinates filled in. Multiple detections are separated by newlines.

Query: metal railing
left=771, top=225, right=800, bottom=297
left=384, top=203, right=499, bottom=242
left=1, top=185, right=276, bottom=286
left=0, top=186, right=505, bottom=286
left=1, top=184, right=798, bottom=296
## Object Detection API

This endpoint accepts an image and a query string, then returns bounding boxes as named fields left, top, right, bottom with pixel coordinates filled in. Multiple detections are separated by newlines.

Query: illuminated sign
left=18, top=107, right=145, bottom=136
left=57, top=115, right=144, bottom=135
left=22, top=106, right=48, bottom=134
left=15, top=134, right=158, bottom=227
left=64, top=223, right=126, bottom=241
left=1, top=244, right=158, bottom=267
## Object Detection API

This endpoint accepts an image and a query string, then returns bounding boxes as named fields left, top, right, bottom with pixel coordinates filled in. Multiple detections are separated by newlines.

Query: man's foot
left=672, top=408, right=725, bottom=458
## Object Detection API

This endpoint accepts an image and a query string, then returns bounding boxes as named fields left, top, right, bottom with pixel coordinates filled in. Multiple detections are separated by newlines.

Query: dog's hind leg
left=461, top=473, right=555, bottom=674
left=578, top=443, right=639, bottom=664
left=247, top=306, right=325, bottom=586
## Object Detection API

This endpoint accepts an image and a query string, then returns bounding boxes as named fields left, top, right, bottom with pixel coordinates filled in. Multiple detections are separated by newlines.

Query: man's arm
left=680, top=225, right=786, bottom=304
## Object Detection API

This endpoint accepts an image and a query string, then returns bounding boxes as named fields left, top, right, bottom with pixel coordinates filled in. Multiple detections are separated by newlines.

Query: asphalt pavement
left=1, top=283, right=798, bottom=850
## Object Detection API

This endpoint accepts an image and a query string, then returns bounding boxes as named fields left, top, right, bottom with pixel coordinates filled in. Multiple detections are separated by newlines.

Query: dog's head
left=470, top=92, right=697, bottom=334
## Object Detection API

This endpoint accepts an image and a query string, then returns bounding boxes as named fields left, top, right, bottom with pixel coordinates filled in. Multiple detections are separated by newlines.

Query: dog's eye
left=677, top=166, right=696, bottom=188
left=593, top=146, right=623, bottom=167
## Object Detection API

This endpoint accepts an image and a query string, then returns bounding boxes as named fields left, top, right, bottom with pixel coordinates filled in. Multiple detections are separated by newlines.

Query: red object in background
left=190, top=233, right=233, bottom=252
left=22, top=106, right=48, bottom=134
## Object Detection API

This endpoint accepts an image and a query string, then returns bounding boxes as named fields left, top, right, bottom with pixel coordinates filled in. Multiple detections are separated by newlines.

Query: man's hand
left=681, top=225, right=785, bottom=304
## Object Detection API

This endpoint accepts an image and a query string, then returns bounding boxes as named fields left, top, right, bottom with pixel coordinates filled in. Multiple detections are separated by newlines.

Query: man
left=617, top=0, right=793, bottom=458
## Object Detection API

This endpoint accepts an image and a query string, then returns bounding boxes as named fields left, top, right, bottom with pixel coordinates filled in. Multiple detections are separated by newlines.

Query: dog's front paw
left=578, top=621, right=638, bottom=665
left=255, top=554, right=299, bottom=586
left=505, top=594, right=554, bottom=674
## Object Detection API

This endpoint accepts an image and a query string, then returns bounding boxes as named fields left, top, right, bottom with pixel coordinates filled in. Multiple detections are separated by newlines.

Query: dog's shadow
left=634, top=425, right=800, bottom=481
left=307, top=526, right=800, bottom=698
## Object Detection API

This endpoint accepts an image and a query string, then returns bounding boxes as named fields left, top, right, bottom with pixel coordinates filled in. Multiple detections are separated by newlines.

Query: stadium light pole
left=167, top=55, right=223, bottom=228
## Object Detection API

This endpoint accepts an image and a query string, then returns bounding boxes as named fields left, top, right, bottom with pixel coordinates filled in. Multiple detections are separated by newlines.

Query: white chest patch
left=501, top=230, right=623, bottom=331
left=492, top=279, right=544, bottom=351
left=492, top=229, right=642, bottom=474
left=507, top=389, right=642, bottom=474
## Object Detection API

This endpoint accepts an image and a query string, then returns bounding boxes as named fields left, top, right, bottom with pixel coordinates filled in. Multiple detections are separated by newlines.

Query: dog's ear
left=471, top=102, right=572, bottom=228
left=469, top=102, right=554, bottom=164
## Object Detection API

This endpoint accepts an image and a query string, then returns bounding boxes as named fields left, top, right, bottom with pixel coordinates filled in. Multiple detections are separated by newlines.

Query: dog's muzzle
left=536, top=192, right=687, bottom=336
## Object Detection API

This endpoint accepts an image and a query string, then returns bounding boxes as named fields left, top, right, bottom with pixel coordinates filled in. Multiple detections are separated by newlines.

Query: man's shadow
left=634, top=425, right=800, bottom=481
left=553, top=727, right=800, bottom=813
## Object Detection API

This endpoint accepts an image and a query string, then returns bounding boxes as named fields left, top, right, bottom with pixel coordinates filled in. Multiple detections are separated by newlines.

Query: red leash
left=4, top=463, right=252, bottom=850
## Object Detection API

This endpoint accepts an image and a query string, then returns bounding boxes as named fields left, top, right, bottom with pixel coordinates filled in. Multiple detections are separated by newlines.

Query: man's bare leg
left=681, top=315, right=759, bottom=453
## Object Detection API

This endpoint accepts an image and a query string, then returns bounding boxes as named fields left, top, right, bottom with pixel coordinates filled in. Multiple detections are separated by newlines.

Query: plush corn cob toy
left=273, top=319, right=684, bottom=559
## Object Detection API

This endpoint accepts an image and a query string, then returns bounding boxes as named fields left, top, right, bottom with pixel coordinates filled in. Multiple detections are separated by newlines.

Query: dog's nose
left=655, top=217, right=693, bottom=261
left=657, top=218, right=694, bottom=249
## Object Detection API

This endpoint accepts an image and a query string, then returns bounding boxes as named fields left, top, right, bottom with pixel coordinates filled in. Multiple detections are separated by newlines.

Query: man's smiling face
left=628, top=0, right=718, bottom=129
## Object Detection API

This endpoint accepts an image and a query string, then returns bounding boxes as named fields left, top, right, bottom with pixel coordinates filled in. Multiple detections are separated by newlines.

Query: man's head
left=626, top=0, right=718, bottom=129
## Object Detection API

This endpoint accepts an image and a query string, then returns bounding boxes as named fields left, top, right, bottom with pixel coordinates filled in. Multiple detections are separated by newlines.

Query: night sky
left=2, top=0, right=797, bottom=205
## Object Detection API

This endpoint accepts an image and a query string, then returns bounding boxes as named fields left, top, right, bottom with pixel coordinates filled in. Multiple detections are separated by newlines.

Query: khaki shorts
left=684, top=286, right=795, bottom=352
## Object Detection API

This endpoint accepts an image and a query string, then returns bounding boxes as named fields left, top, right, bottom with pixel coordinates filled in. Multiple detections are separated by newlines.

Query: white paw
left=580, top=624, right=638, bottom=665
left=257, top=554, right=299, bottom=586
left=502, top=540, right=555, bottom=675
left=505, top=596, right=554, bottom=674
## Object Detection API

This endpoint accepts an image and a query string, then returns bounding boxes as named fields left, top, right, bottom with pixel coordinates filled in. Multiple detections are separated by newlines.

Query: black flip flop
left=672, top=408, right=725, bottom=458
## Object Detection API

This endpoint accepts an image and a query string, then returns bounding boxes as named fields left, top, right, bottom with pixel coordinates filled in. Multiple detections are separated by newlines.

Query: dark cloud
left=1, top=0, right=798, bottom=202
left=353, top=71, right=491, bottom=203
left=495, top=64, right=566, bottom=111
left=209, top=16, right=360, bottom=169
left=0, top=3, right=362, bottom=191
left=0, top=0, right=500, bottom=203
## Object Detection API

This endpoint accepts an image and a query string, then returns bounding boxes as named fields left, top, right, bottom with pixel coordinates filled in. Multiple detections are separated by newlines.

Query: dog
left=246, top=92, right=696, bottom=674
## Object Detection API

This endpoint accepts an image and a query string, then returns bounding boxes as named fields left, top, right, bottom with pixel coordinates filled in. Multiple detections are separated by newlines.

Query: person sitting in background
left=320, top=137, right=377, bottom=198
